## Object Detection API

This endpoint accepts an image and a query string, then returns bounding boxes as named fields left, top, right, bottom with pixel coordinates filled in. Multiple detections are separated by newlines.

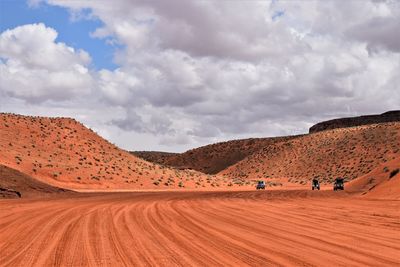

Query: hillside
left=133, top=136, right=301, bottom=174
left=220, top=122, right=400, bottom=184
left=0, top=113, right=233, bottom=190
left=0, top=164, right=73, bottom=198
left=347, top=157, right=400, bottom=199
left=309, top=110, right=400, bottom=133
left=130, top=151, right=178, bottom=166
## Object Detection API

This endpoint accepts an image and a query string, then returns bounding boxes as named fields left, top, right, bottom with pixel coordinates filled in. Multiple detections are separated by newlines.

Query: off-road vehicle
left=312, top=179, right=320, bottom=190
left=256, top=180, right=265, bottom=190
left=333, top=178, right=344, bottom=191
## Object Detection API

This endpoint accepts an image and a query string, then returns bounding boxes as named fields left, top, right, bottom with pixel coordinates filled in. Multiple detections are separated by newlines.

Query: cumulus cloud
left=0, top=23, right=93, bottom=102
left=347, top=17, right=400, bottom=54
left=1, top=0, right=400, bottom=152
left=110, top=107, right=174, bottom=135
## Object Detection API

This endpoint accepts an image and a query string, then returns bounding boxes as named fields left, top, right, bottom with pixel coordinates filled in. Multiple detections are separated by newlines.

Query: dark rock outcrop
left=309, top=111, right=400, bottom=133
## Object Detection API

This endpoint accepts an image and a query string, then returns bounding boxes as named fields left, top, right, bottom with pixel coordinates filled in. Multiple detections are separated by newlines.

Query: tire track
left=0, top=191, right=399, bottom=266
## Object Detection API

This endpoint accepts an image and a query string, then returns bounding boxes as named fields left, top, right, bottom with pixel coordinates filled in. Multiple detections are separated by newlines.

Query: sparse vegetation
left=1, top=112, right=399, bottom=191
left=1, top=113, right=223, bottom=190
left=220, top=122, right=400, bottom=184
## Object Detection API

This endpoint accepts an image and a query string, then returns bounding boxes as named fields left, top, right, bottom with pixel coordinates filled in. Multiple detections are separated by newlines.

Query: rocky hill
left=220, top=122, right=400, bottom=184
left=133, top=136, right=302, bottom=174
left=309, top=110, right=400, bottom=133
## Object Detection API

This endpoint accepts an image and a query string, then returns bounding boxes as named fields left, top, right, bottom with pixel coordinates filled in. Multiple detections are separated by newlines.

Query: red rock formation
left=309, top=110, right=400, bottom=133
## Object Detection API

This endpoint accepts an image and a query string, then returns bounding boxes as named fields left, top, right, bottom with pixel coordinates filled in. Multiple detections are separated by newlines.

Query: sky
left=0, top=0, right=399, bottom=152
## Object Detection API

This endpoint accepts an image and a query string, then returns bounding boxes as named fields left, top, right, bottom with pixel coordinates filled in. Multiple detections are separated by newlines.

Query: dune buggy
left=312, top=179, right=320, bottom=190
left=333, top=178, right=344, bottom=191
left=256, top=181, right=266, bottom=190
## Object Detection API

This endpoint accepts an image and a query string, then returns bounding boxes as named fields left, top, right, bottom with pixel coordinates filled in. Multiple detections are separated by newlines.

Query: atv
left=312, top=179, right=320, bottom=190
left=256, top=180, right=266, bottom=190
left=333, top=178, right=344, bottom=191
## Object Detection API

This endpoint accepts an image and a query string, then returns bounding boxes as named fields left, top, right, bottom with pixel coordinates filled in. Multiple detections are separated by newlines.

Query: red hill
left=220, top=122, right=400, bottom=185
left=0, top=113, right=231, bottom=190
left=133, top=136, right=301, bottom=174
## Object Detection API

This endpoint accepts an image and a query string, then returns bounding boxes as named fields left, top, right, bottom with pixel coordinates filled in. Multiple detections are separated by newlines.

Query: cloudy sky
left=0, top=0, right=399, bottom=152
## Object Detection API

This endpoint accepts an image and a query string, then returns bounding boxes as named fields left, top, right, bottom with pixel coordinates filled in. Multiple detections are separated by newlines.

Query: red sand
left=0, top=190, right=399, bottom=266
left=347, top=157, right=400, bottom=200
left=1, top=113, right=399, bottom=266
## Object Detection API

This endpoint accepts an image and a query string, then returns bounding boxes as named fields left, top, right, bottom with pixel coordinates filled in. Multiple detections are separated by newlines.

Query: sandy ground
left=0, top=190, right=399, bottom=267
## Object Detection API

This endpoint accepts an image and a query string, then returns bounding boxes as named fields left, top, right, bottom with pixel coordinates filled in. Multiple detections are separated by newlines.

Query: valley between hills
left=1, top=111, right=399, bottom=266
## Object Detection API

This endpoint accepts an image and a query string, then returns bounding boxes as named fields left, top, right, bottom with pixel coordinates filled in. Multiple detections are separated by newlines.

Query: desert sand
left=1, top=113, right=399, bottom=266
left=0, top=190, right=399, bottom=266
left=347, top=157, right=400, bottom=200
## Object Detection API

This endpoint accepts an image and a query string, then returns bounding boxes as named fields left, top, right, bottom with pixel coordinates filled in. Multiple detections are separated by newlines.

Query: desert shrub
left=389, top=169, right=399, bottom=179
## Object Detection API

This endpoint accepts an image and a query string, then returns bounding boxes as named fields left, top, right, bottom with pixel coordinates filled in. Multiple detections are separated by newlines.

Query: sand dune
left=0, top=191, right=399, bottom=266
left=347, top=157, right=400, bottom=199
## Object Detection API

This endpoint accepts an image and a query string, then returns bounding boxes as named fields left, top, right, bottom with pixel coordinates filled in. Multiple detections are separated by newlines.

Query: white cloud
left=0, top=23, right=93, bottom=102
left=1, top=1, right=399, bottom=152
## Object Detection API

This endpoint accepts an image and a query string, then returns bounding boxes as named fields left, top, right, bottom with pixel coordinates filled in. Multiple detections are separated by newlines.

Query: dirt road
left=0, top=190, right=399, bottom=266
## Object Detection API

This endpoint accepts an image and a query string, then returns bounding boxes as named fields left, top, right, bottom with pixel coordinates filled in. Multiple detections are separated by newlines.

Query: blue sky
left=0, top=0, right=117, bottom=70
